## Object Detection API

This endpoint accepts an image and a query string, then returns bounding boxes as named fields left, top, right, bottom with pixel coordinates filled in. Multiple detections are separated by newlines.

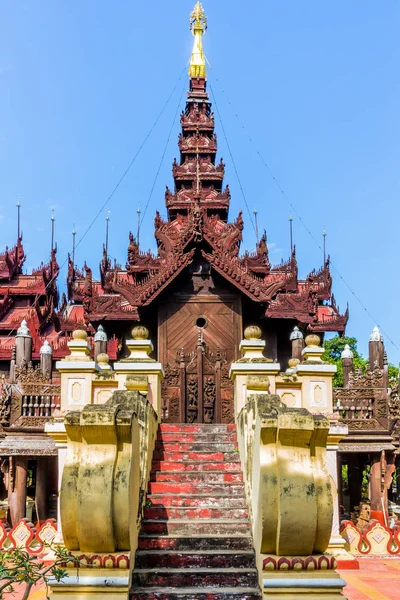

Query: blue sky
left=0, top=1, right=399, bottom=362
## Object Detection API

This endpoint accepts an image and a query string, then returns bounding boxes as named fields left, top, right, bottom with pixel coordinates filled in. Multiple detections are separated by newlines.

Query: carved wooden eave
left=178, top=132, right=217, bottom=154
left=266, top=289, right=319, bottom=322
left=67, top=254, right=85, bottom=301
left=180, top=107, right=215, bottom=131
left=202, top=250, right=287, bottom=304
left=88, top=292, right=140, bottom=322
left=166, top=185, right=230, bottom=212
left=0, top=238, right=26, bottom=281
left=126, top=234, right=160, bottom=274
left=0, top=292, right=13, bottom=321
left=241, top=231, right=271, bottom=273
left=309, top=304, right=349, bottom=333
left=172, top=157, right=225, bottom=182
left=305, top=259, right=332, bottom=301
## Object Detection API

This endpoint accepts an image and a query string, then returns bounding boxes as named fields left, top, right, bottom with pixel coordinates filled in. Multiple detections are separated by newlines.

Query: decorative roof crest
left=341, top=344, right=353, bottom=359
left=16, top=319, right=30, bottom=338
left=94, top=324, right=108, bottom=342
left=369, top=326, right=382, bottom=342
left=40, top=340, right=53, bottom=355
left=290, top=325, right=303, bottom=341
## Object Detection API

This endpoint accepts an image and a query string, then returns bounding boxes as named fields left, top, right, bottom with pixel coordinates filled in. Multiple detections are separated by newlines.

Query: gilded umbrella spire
left=189, top=2, right=207, bottom=78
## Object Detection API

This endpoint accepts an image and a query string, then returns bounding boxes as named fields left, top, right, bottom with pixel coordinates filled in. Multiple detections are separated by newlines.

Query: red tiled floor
left=2, top=581, right=46, bottom=599
left=339, top=557, right=400, bottom=600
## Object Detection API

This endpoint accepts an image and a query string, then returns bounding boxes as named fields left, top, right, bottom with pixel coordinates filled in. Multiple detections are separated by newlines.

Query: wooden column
left=215, top=350, right=222, bottom=424
left=337, top=452, right=344, bottom=518
left=369, top=327, right=384, bottom=370
left=179, top=348, right=186, bottom=423
left=196, top=333, right=203, bottom=424
left=341, top=345, right=354, bottom=388
left=40, top=341, right=53, bottom=380
left=94, top=325, right=108, bottom=362
left=290, top=326, right=304, bottom=362
left=347, top=453, right=361, bottom=513
left=8, top=456, right=28, bottom=526
left=395, top=455, right=400, bottom=505
left=35, top=458, right=48, bottom=524
left=370, top=453, right=382, bottom=507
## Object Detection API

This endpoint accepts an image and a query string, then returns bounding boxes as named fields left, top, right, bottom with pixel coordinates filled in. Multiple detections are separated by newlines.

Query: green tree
left=0, top=544, right=75, bottom=600
left=388, top=363, right=399, bottom=384
left=322, top=336, right=368, bottom=387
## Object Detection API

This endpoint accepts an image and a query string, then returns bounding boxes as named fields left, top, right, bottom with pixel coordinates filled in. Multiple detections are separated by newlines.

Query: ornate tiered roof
left=0, top=2, right=348, bottom=353
left=66, top=15, right=347, bottom=334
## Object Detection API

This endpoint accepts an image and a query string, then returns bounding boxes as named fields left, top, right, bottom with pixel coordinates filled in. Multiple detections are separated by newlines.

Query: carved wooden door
left=181, top=332, right=222, bottom=423
left=158, top=295, right=241, bottom=423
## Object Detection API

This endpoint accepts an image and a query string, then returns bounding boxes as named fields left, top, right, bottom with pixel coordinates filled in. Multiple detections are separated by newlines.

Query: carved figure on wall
left=204, top=377, right=216, bottom=424
left=186, top=377, right=198, bottom=423
left=0, top=377, right=12, bottom=425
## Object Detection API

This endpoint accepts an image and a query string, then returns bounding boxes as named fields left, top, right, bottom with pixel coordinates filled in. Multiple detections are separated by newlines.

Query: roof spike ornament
left=17, top=198, right=21, bottom=239
left=16, top=319, right=30, bottom=338
left=290, top=325, right=303, bottom=341
left=189, top=2, right=207, bottom=79
left=51, top=211, right=55, bottom=252
left=341, top=344, right=354, bottom=359
left=369, top=326, right=382, bottom=342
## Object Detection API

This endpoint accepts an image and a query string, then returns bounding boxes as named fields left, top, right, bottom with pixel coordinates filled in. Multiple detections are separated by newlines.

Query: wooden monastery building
left=0, top=1, right=398, bottom=536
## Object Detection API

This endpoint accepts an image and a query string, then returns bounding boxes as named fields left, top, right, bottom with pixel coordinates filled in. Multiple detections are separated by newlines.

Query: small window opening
left=196, top=317, right=207, bottom=328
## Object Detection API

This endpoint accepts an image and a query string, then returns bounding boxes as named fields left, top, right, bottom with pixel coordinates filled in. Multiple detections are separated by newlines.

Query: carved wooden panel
left=159, top=295, right=241, bottom=423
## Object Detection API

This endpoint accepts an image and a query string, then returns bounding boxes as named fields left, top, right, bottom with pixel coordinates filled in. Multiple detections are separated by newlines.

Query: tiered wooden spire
left=64, top=1, right=348, bottom=334
left=0, top=2, right=348, bottom=353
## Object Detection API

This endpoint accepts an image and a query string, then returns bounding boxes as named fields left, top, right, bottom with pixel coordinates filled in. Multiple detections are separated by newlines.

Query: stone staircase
left=130, top=423, right=262, bottom=599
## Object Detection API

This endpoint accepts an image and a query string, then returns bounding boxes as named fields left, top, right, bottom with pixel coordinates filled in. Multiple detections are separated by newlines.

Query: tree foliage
left=322, top=335, right=399, bottom=387
left=322, top=336, right=368, bottom=387
left=0, top=544, right=74, bottom=600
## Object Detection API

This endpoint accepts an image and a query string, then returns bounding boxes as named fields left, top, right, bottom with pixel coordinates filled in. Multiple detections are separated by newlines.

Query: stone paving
left=339, top=557, right=400, bottom=600
left=2, top=556, right=399, bottom=598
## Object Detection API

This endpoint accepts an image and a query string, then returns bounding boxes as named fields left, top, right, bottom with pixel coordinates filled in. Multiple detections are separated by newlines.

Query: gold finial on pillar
left=189, top=2, right=207, bottom=78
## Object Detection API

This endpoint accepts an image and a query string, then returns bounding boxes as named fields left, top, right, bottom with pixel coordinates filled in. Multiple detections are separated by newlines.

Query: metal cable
left=5, top=66, right=188, bottom=340
left=210, top=73, right=399, bottom=353
left=209, top=85, right=257, bottom=236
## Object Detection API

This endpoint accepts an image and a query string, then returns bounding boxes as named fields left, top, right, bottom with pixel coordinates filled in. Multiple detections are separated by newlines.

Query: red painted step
left=131, top=568, right=259, bottom=588
left=151, top=461, right=242, bottom=472
left=146, top=495, right=247, bottom=508
left=150, top=471, right=243, bottom=484
left=130, top=589, right=262, bottom=599
left=138, top=535, right=254, bottom=551
left=155, top=442, right=238, bottom=452
left=148, top=482, right=245, bottom=495
left=159, top=424, right=237, bottom=433
left=143, top=506, right=249, bottom=520
left=153, top=451, right=240, bottom=462
left=140, top=519, right=251, bottom=536
left=130, top=423, right=261, bottom=599
left=135, top=550, right=256, bottom=569
left=157, top=432, right=238, bottom=443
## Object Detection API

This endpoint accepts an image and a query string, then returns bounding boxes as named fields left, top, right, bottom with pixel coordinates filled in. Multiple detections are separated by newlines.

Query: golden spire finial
left=189, top=2, right=207, bottom=78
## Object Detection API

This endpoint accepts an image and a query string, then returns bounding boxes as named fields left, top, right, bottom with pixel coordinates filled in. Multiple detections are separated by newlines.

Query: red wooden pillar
left=179, top=348, right=186, bottom=423
left=8, top=456, right=28, bottom=526
left=370, top=451, right=395, bottom=525
left=35, top=458, right=48, bottom=524
left=196, top=331, right=203, bottom=423
left=215, top=348, right=222, bottom=424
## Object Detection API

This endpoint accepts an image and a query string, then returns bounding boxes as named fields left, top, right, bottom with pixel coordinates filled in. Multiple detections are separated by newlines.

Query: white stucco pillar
left=45, top=420, right=67, bottom=540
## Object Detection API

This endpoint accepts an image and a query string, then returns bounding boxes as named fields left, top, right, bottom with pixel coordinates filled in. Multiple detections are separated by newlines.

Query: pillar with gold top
left=113, top=325, right=164, bottom=419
